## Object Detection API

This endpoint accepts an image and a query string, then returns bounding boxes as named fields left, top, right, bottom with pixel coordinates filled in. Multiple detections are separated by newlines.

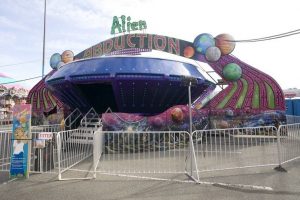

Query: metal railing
left=191, top=126, right=279, bottom=179
left=64, top=108, right=83, bottom=129
left=80, top=108, right=101, bottom=128
left=32, top=124, right=62, bottom=133
left=0, top=119, right=12, bottom=131
left=1, top=119, right=300, bottom=183
left=0, top=130, right=12, bottom=171
left=57, top=129, right=95, bottom=180
left=286, top=115, right=300, bottom=124
left=277, top=123, right=300, bottom=165
left=0, top=124, right=63, bottom=173
left=96, top=131, right=190, bottom=174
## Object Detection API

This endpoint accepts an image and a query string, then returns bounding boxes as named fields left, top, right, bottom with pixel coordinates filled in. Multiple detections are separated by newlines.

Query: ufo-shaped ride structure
left=46, top=56, right=214, bottom=114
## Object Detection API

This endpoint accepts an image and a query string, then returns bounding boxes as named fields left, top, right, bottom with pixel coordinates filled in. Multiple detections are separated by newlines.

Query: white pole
left=188, top=81, right=192, bottom=135
left=188, top=81, right=193, bottom=175
left=42, top=0, right=47, bottom=78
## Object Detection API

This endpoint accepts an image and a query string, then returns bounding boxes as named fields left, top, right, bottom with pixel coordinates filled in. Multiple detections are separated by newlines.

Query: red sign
left=38, top=132, right=53, bottom=140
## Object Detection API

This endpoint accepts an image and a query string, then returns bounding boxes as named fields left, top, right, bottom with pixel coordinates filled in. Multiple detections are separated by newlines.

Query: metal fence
left=286, top=115, right=300, bottom=124
left=96, top=131, right=190, bottom=174
left=2, top=120, right=300, bottom=183
left=30, top=124, right=63, bottom=174
left=0, top=130, right=12, bottom=171
left=57, top=124, right=300, bottom=181
left=191, top=126, right=280, bottom=180
left=0, top=119, right=12, bottom=131
left=277, top=123, right=300, bottom=165
left=0, top=124, right=63, bottom=173
left=56, top=128, right=96, bottom=180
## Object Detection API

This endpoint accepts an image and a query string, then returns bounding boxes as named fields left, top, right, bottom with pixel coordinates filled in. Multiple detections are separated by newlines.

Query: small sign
left=34, top=139, right=45, bottom=149
left=38, top=132, right=53, bottom=140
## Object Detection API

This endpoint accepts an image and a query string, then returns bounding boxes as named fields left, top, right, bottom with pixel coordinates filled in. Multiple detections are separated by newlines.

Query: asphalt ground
left=0, top=159, right=300, bottom=200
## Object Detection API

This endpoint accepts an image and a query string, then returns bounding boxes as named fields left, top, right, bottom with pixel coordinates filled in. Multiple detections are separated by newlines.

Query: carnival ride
left=27, top=33, right=286, bottom=131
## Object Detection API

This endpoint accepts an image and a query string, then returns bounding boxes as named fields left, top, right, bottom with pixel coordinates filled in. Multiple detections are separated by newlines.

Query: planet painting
left=49, top=53, right=61, bottom=69
left=171, top=107, right=184, bottom=123
left=222, top=63, right=242, bottom=81
left=205, top=46, right=221, bottom=62
left=61, top=50, right=74, bottom=63
left=183, top=46, right=195, bottom=58
left=193, top=33, right=215, bottom=55
left=215, top=34, right=235, bottom=55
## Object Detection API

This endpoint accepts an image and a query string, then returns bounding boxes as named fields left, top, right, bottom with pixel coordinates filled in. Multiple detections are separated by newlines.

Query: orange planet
left=171, top=107, right=184, bottom=123
left=215, top=34, right=235, bottom=55
left=183, top=46, right=195, bottom=58
left=61, top=50, right=74, bottom=63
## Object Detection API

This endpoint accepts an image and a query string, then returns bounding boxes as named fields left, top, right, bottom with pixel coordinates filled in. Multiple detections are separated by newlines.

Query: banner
left=10, top=104, right=31, bottom=178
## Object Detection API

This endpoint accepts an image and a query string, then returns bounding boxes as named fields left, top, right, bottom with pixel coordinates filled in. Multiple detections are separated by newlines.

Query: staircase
left=64, top=108, right=83, bottom=130
left=66, top=108, right=102, bottom=144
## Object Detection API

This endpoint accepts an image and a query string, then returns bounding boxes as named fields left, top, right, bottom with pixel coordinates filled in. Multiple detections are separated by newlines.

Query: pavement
left=0, top=160, right=300, bottom=200
left=0, top=171, right=9, bottom=184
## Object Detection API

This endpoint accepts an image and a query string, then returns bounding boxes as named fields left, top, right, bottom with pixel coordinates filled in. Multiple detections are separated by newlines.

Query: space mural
left=102, top=106, right=286, bottom=131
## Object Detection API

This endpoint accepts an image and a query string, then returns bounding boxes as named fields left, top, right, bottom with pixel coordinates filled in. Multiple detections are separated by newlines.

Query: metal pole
left=188, top=81, right=193, bottom=175
left=42, top=0, right=47, bottom=78
left=188, top=81, right=192, bottom=135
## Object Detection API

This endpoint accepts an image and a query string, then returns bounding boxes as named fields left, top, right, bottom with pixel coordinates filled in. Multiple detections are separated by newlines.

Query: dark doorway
left=76, top=83, right=118, bottom=113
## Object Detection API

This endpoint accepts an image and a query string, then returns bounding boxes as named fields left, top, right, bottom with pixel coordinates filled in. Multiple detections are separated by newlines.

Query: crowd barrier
left=0, top=124, right=63, bottom=173
left=0, top=130, right=12, bottom=171
left=97, top=131, right=190, bottom=174
left=56, top=127, right=102, bottom=180
left=1, top=122, right=300, bottom=183
left=0, top=119, right=12, bottom=131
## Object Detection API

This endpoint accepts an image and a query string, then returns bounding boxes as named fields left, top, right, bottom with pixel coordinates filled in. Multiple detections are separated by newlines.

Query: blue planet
left=50, top=53, right=62, bottom=69
left=193, top=33, right=215, bottom=55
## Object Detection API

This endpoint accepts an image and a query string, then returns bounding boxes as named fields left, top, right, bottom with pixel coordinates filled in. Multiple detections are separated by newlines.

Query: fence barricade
left=0, top=119, right=12, bottom=131
left=32, top=124, right=63, bottom=133
left=57, top=129, right=95, bottom=180
left=2, top=121, right=300, bottom=183
left=0, top=130, right=12, bottom=171
left=96, top=131, right=190, bottom=174
left=30, top=124, right=64, bottom=174
left=277, top=124, right=300, bottom=165
left=286, top=115, right=300, bottom=124
left=192, top=126, right=279, bottom=178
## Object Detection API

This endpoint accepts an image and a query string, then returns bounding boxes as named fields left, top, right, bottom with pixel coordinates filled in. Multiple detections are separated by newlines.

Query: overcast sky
left=0, top=0, right=300, bottom=89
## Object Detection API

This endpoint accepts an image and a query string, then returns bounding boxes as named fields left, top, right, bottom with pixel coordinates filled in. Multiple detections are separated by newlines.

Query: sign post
left=10, top=104, right=32, bottom=179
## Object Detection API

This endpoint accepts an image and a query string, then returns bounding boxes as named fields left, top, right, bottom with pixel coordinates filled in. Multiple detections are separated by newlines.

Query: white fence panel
left=30, top=124, right=64, bottom=173
left=0, top=130, right=12, bottom=171
left=286, top=115, right=300, bottom=124
left=278, top=124, right=300, bottom=165
left=96, top=131, right=190, bottom=174
left=192, top=126, right=279, bottom=176
left=0, top=119, right=12, bottom=131
left=57, top=129, right=94, bottom=180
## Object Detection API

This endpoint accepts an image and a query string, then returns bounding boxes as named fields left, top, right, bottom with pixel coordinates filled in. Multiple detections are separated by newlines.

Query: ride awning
left=27, top=71, right=64, bottom=113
